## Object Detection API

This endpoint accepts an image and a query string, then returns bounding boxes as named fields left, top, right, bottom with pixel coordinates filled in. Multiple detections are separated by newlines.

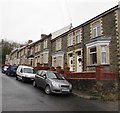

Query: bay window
left=89, top=47, right=97, bottom=65
left=101, top=46, right=107, bottom=64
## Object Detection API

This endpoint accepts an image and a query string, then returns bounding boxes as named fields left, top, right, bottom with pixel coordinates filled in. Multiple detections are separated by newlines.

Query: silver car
left=33, top=70, right=72, bottom=94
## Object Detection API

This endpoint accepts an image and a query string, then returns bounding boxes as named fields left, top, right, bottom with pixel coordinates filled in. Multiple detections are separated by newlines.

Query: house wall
left=51, top=34, right=67, bottom=69
left=102, top=11, right=118, bottom=73
left=83, top=24, right=91, bottom=71
left=83, top=9, right=119, bottom=75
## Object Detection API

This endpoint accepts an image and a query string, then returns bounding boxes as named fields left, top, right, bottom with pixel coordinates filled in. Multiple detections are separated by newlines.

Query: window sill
left=87, top=64, right=110, bottom=67
left=75, top=42, right=81, bottom=45
left=56, top=49, right=61, bottom=52
left=67, top=45, right=74, bottom=47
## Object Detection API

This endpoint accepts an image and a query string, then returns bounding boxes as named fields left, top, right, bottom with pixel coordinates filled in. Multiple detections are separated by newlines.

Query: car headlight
left=69, top=83, right=72, bottom=89
left=52, top=82, right=60, bottom=87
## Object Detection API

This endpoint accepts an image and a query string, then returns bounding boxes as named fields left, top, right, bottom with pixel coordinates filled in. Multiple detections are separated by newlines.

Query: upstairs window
left=68, top=33, right=73, bottom=46
left=35, top=46, right=38, bottom=53
left=38, top=44, right=41, bottom=51
left=92, top=21, right=101, bottom=38
left=43, top=39, right=48, bottom=49
left=30, top=48, right=33, bottom=55
left=75, top=30, right=80, bottom=44
left=56, top=38, right=61, bottom=51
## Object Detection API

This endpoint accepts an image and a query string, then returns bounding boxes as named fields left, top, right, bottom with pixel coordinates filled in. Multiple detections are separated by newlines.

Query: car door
left=35, top=70, right=43, bottom=87
left=17, top=67, right=22, bottom=78
left=39, top=71, right=47, bottom=89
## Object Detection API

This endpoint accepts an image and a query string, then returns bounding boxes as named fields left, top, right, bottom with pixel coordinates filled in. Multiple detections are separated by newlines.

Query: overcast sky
left=0, top=0, right=119, bottom=44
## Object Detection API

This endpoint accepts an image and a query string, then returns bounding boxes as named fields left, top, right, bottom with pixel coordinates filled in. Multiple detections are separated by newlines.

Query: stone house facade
left=51, top=25, right=71, bottom=69
left=27, top=34, right=51, bottom=67
left=66, top=4, right=120, bottom=75
left=36, top=34, right=51, bottom=67
left=66, top=27, right=83, bottom=72
left=9, top=48, right=19, bottom=65
left=82, top=5, right=120, bottom=76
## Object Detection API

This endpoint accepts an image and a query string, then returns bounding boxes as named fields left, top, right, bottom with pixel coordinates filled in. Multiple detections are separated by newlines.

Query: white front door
left=76, top=53, right=82, bottom=72
left=69, top=56, right=73, bottom=71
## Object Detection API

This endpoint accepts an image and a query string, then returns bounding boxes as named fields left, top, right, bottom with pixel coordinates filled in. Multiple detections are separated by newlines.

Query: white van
left=16, top=65, right=36, bottom=82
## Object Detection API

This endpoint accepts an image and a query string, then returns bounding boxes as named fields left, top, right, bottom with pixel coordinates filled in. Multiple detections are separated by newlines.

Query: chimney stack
left=20, top=44, right=25, bottom=47
left=28, top=40, right=33, bottom=44
left=41, top=34, right=47, bottom=39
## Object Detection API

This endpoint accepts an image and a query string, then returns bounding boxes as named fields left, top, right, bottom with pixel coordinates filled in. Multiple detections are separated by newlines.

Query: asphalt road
left=2, top=73, right=119, bottom=111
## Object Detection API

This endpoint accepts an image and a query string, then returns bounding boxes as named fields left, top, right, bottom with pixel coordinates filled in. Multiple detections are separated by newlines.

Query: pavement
left=72, top=89, right=119, bottom=111
left=72, top=89, right=101, bottom=100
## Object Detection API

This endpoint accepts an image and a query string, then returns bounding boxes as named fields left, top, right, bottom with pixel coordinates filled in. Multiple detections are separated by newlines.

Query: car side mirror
left=43, top=74, right=47, bottom=79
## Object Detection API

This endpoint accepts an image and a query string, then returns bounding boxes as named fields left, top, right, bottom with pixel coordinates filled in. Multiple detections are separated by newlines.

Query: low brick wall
left=64, top=65, right=117, bottom=80
left=68, top=79, right=119, bottom=100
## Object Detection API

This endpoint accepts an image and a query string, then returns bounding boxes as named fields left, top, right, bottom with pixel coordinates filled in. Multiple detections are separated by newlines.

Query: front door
left=69, top=54, right=73, bottom=71
left=76, top=52, right=82, bottom=72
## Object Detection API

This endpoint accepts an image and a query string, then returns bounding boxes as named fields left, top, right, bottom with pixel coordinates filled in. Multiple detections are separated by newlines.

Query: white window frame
left=56, top=38, right=61, bottom=51
left=38, top=44, right=41, bottom=51
left=75, top=30, right=80, bottom=44
left=43, top=39, right=48, bottom=49
left=100, top=45, right=108, bottom=64
left=89, top=47, right=97, bottom=65
left=86, top=40, right=110, bottom=66
left=68, top=33, right=73, bottom=46
left=35, top=45, right=38, bottom=53
left=92, top=21, right=101, bottom=38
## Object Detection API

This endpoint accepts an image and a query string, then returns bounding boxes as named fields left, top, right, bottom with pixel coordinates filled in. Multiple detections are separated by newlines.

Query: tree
left=0, top=39, right=19, bottom=64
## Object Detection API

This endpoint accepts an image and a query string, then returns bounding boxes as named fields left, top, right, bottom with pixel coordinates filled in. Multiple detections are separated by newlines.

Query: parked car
left=6, top=65, right=18, bottom=76
left=16, top=65, right=36, bottom=82
left=2, top=65, right=9, bottom=74
left=33, top=70, right=72, bottom=95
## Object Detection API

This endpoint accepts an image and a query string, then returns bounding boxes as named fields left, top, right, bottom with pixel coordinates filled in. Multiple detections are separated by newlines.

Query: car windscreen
left=24, top=68, right=35, bottom=74
left=47, top=72, right=65, bottom=80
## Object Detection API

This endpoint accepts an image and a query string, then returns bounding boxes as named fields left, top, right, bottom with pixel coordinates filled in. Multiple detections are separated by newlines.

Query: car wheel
left=33, top=81, right=37, bottom=87
left=22, top=77, right=26, bottom=82
left=16, top=75, right=18, bottom=80
left=45, top=85, right=51, bottom=95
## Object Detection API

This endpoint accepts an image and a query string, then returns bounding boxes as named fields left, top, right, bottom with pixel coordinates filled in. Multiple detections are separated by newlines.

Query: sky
left=0, top=0, right=119, bottom=44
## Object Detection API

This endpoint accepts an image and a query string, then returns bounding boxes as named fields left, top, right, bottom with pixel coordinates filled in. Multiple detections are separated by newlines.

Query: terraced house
left=66, top=26, right=83, bottom=72
left=7, top=3, right=120, bottom=76
left=82, top=4, right=120, bottom=76
left=51, top=25, right=71, bottom=69
left=34, top=34, right=52, bottom=67
left=65, top=3, right=120, bottom=75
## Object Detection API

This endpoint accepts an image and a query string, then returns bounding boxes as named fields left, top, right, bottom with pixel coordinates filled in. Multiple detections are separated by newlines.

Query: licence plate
left=62, top=88, right=69, bottom=92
